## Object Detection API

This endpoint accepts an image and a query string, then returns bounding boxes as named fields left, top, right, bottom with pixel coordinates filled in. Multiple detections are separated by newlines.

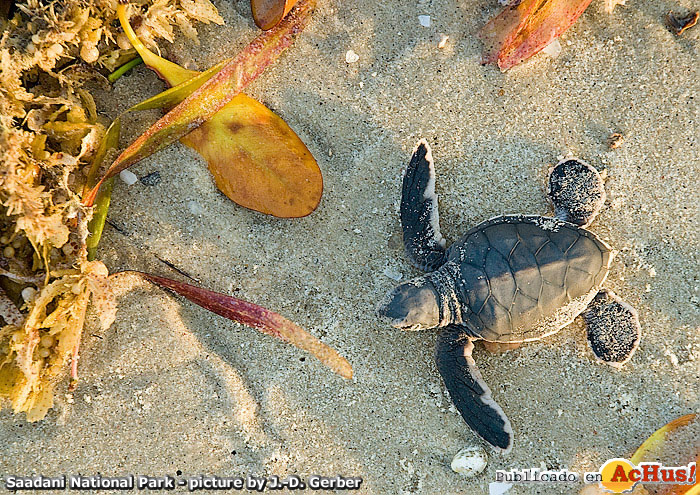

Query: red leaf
left=135, top=271, right=352, bottom=379
left=480, top=0, right=594, bottom=70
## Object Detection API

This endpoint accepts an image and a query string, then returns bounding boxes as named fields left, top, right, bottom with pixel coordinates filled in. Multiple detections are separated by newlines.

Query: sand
left=1, top=0, right=698, bottom=493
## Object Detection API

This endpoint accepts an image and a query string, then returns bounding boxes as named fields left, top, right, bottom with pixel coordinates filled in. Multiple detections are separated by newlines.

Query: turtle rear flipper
left=584, top=289, right=641, bottom=367
left=401, top=140, right=447, bottom=271
left=435, top=325, right=513, bottom=452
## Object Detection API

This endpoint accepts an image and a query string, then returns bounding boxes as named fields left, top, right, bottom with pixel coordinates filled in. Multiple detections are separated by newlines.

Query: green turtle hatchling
left=378, top=141, right=641, bottom=452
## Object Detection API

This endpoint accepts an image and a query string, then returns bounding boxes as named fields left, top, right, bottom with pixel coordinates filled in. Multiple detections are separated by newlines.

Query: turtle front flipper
left=435, top=325, right=513, bottom=452
left=584, top=289, right=641, bottom=367
left=401, top=140, right=447, bottom=271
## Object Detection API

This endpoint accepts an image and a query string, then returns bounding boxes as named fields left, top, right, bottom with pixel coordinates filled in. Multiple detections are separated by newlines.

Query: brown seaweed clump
left=0, top=0, right=222, bottom=421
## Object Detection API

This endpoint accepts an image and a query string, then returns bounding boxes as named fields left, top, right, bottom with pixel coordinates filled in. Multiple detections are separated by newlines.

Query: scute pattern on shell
left=446, top=216, right=611, bottom=342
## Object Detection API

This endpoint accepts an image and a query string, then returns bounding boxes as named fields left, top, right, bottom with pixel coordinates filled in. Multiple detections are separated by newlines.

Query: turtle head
left=378, top=278, right=440, bottom=330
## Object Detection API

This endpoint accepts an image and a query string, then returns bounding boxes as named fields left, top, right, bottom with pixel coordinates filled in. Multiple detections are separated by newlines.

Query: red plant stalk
left=136, top=272, right=353, bottom=379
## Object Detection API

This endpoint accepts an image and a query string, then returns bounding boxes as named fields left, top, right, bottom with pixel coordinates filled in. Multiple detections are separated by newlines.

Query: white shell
left=450, top=446, right=488, bottom=477
left=489, top=482, right=513, bottom=495
left=119, top=169, right=138, bottom=186
left=542, top=38, right=562, bottom=58
left=345, top=50, right=359, bottom=64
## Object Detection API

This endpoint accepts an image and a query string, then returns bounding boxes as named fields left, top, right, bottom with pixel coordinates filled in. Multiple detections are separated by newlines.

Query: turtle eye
left=377, top=280, right=440, bottom=330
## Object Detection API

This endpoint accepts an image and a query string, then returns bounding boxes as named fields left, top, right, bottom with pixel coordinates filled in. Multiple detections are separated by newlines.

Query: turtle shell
left=446, top=215, right=612, bottom=342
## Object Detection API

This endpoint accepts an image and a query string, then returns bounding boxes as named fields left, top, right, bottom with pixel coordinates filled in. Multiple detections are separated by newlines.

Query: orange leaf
left=181, top=94, right=322, bottom=217
left=115, top=1, right=321, bottom=218
left=480, top=0, right=542, bottom=66
left=252, top=0, right=299, bottom=30
left=480, top=0, right=593, bottom=70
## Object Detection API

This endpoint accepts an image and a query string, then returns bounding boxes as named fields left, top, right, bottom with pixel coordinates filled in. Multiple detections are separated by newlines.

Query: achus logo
left=598, top=458, right=697, bottom=494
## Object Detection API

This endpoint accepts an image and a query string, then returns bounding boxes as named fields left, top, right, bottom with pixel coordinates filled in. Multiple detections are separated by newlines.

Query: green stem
left=84, top=118, right=121, bottom=195
left=85, top=118, right=121, bottom=260
left=108, top=56, right=143, bottom=83
left=86, top=177, right=114, bottom=261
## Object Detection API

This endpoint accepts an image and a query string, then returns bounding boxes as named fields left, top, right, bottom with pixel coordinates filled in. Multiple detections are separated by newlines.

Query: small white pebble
left=383, top=266, right=403, bottom=281
left=345, top=50, right=359, bottom=64
left=451, top=446, right=488, bottom=478
left=648, top=267, right=656, bottom=277
left=438, top=34, right=449, bottom=48
left=65, top=393, right=74, bottom=404
left=542, top=39, right=562, bottom=58
left=187, top=200, right=204, bottom=216
left=489, top=482, right=513, bottom=495
left=353, top=228, right=362, bottom=234
left=664, top=349, right=679, bottom=367
left=119, top=169, right=138, bottom=186
left=418, top=15, right=431, bottom=27
left=84, top=395, right=92, bottom=404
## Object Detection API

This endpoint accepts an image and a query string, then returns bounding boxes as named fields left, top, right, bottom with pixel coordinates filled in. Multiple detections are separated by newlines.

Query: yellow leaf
left=181, top=93, right=322, bottom=217
left=631, top=414, right=699, bottom=495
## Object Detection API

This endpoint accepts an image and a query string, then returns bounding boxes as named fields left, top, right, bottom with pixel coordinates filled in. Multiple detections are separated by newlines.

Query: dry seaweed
left=0, top=0, right=223, bottom=420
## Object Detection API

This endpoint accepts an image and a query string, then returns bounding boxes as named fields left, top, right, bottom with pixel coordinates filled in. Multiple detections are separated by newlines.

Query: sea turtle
left=378, top=140, right=641, bottom=452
